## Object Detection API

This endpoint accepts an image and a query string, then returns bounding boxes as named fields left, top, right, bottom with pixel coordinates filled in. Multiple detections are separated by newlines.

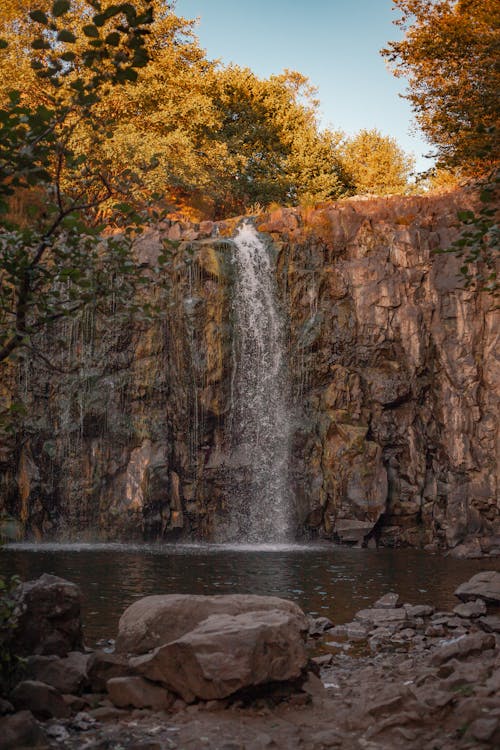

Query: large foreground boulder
left=12, top=574, right=83, bottom=657
left=454, top=571, right=500, bottom=605
left=0, top=710, right=47, bottom=749
left=130, top=609, right=308, bottom=702
left=116, top=593, right=309, bottom=654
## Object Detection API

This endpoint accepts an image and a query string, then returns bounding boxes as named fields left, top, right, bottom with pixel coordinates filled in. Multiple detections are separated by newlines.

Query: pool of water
left=2, top=542, right=499, bottom=645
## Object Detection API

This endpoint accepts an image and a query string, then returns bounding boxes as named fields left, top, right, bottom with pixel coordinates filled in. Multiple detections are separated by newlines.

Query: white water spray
left=226, top=223, right=292, bottom=542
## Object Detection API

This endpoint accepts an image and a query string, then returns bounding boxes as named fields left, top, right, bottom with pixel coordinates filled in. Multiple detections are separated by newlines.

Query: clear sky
left=175, top=0, right=434, bottom=173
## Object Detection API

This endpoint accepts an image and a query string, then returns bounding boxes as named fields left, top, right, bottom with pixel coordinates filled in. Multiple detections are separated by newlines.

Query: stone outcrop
left=1, top=192, right=498, bottom=550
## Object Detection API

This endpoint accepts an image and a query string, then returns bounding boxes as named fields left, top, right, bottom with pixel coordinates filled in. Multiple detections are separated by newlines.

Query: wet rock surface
left=2, top=572, right=500, bottom=749
left=2, top=193, right=498, bottom=552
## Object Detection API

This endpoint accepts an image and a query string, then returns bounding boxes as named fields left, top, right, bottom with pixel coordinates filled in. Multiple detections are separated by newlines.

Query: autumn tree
left=382, top=0, right=499, bottom=173
left=339, top=128, right=414, bottom=195
left=0, top=0, right=157, bottom=364
left=204, top=67, right=348, bottom=215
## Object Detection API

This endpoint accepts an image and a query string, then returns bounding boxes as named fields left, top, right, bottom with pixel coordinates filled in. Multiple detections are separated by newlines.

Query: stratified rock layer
left=1, top=192, right=498, bottom=550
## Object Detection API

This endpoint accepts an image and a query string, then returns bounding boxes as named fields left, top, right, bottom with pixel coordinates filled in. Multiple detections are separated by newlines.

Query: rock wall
left=1, top=193, right=498, bottom=552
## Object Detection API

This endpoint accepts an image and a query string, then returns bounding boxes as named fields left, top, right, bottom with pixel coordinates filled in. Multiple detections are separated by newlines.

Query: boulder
left=431, top=633, right=496, bottom=666
left=453, top=599, right=487, bottom=619
left=374, top=593, right=401, bottom=609
left=107, top=676, right=173, bottom=711
left=0, top=710, right=47, bottom=749
left=308, top=616, right=334, bottom=637
left=26, top=652, right=90, bottom=694
left=87, top=651, right=135, bottom=692
left=334, top=520, right=375, bottom=546
left=454, top=571, right=500, bottom=605
left=131, top=609, right=308, bottom=702
left=354, top=607, right=407, bottom=626
left=403, top=604, right=434, bottom=618
left=10, top=680, right=71, bottom=719
left=478, top=615, right=500, bottom=634
left=116, top=594, right=308, bottom=654
left=12, top=574, right=83, bottom=656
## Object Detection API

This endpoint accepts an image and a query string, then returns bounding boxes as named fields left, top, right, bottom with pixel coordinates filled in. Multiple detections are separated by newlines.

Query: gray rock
left=12, top=574, right=83, bottom=657
left=345, top=623, right=371, bottom=641
left=10, top=680, right=71, bottom=719
left=131, top=609, right=308, bottom=702
left=403, top=604, right=434, bottom=619
left=425, top=624, right=446, bottom=638
left=27, top=651, right=90, bottom=694
left=355, top=607, right=407, bottom=626
left=469, top=717, right=499, bottom=742
left=0, top=699, right=14, bottom=715
left=116, top=593, right=309, bottom=655
left=454, top=571, right=500, bottom=605
left=453, top=599, right=487, bottom=618
left=335, top=520, right=375, bottom=545
left=478, top=615, right=500, bottom=633
left=107, top=676, right=174, bottom=710
left=311, top=654, right=333, bottom=667
left=87, top=651, right=135, bottom=691
left=308, top=616, right=334, bottom=636
left=431, top=633, right=496, bottom=666
left=374, top=593, right=401, bottom=609
left=0, top=710, right=47, bottom=749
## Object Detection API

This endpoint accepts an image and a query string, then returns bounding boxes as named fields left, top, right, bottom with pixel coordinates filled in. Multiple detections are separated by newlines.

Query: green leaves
left=438, top=170, right=499, bottom=295
left=0, top=1, right=159, bottom=364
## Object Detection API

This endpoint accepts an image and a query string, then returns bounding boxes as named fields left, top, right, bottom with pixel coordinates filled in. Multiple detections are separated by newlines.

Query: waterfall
left=226, top=222, right=292, bottom=542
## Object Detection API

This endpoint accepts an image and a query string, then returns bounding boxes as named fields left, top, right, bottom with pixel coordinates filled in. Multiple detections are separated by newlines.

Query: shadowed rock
left=12, top=574, right=83, bottom=657
left=107, top=676, right=174, bottom=711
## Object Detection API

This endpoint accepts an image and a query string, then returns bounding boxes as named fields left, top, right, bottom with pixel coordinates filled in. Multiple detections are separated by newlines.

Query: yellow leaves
left=383, top=0, right=499, bottom=172
left=340, top=129, right=414, bottom=196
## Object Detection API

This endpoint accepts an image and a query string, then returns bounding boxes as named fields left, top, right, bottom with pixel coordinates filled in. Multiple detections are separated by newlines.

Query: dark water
left=2, top=542, right=499, bottom=645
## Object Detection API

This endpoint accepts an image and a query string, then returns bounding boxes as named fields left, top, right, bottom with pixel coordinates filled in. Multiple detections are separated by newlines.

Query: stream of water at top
left=224, top=223, right=292, bottom=542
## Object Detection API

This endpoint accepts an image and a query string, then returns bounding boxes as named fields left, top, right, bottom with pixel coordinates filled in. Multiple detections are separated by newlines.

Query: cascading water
left=225, top=222, right=292, bottom=542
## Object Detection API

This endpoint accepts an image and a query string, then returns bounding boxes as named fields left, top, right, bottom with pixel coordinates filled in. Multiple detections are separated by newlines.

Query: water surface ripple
left=3, top=543, right=499, bottom=645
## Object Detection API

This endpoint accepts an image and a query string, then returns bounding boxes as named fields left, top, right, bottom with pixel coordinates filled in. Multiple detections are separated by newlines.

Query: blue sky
left=175, top=0, right=434, bottom=172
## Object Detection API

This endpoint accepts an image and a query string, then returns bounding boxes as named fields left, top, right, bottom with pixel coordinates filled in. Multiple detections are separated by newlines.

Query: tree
left=339, top=129, right=414, bottom=195
left=382, top=0, right=499, bottom=173
left=0, top=1, right=157, bottom=365
left=204, top=67, right=348, bottom=215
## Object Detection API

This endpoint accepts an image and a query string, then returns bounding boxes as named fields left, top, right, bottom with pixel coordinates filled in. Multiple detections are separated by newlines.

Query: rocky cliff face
left=1, top=193, right=498, bottom=552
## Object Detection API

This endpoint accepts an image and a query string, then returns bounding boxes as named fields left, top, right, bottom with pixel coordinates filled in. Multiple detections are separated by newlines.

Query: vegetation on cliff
left=0, top=1, right=160, bottom=366
left=0, top=0, right=417, bottom=223
left=0, top=0, right=498, bottom=373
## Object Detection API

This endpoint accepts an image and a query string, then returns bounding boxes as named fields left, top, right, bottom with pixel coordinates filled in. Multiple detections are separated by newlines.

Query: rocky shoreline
left=1, top=570, right=500, bottom=749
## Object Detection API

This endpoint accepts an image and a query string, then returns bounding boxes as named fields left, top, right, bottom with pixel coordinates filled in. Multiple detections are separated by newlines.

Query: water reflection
left=2, top=543, right=499, bottom=645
